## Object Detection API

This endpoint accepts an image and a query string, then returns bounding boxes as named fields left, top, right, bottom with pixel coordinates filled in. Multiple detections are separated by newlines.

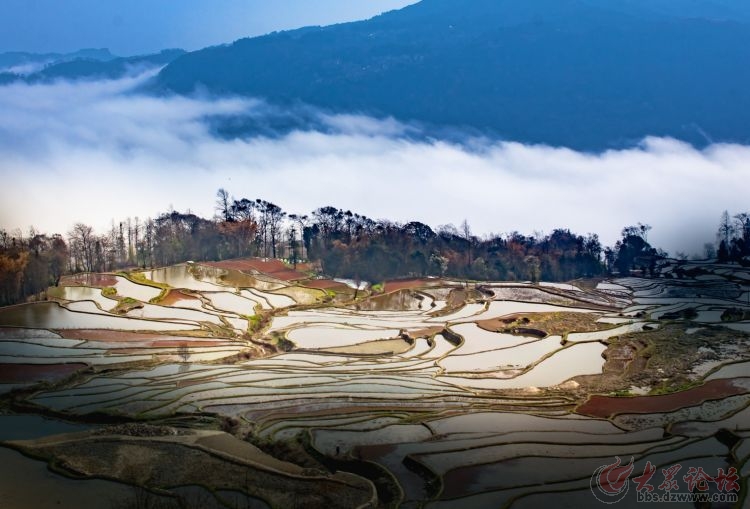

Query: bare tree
left=255, top=199, right=270, bottom=257
left=216, top=188, right=232, bottom=222
left=288, top=227, right=299, bottom=268
left=289, top=214, right=309, bottom=260
left=461, top=219, right=474, bottom=265
left=68, top=223, right=95, bottom=272
left=118, top=221, right=126, bottom=266
left=266, top=202, right=285, bottom=258
left=126, top=217, right=135, bottom=265
left=718, top=210, right=734, bottom=246
left=735, top=212, right=750, bottom=240
left=133, top=217, right=141, bottom=266
left=703, top=242, right=716, bottom=260
left=143, top=218, right=154, bottom=268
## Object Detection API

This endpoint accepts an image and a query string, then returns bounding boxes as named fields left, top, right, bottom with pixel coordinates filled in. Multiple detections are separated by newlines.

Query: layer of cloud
left=1, top=74, right=749, bottom=255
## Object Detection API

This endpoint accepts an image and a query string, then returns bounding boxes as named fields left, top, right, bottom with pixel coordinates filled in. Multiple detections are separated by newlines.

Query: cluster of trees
left=215, top=195, right=614, bottom=282
left=3, top=190, right=748, bottom=307
left=606, top=223, right=663, bottom=277
left=0, top=230, right=68, bottom=306
left=304, top=209, right=606, bottom=283
left=715, top=211, right=750, bottom=263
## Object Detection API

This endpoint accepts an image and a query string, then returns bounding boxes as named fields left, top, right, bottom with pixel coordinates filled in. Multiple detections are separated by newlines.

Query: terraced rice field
left=1, top=259, right=749, bottom=508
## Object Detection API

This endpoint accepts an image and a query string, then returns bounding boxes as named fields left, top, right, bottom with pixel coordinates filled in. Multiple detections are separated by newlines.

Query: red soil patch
left=384, top=278, right=435, bottom=292
left=0, top=363, right=87, bottom=383
left=272, top=270, right=309, bottom=281
left=60, top=273, right=117, bottom=287
left=576, top=378, right=750, bottom=418
left=159, top=290, right=201, bottom=306
left=476, top=315, right=523, bottom=332
left=205, top=258, right=308, bottom=281
left=303, top=279, right=349, bottom=291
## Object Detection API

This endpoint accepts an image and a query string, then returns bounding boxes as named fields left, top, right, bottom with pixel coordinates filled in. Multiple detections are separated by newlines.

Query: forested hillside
left=154, top=0, right=750, bottom=149
left=3, top=191, right=748, bottom=306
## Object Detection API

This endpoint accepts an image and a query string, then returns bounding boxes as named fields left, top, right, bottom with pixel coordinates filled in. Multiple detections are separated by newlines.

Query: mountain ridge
left=150, top=0, right=750, bottom=149
left=5, top=1, right=749, bottom=150
left=0, top=48, right=185, bottom=84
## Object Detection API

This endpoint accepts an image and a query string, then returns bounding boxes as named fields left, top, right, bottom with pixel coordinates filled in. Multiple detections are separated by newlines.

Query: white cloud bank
left=1, top=74, right=749, bottom=255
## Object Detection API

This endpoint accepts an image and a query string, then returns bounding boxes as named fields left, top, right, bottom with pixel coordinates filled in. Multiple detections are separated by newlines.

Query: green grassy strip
left=119, top=271, right=170, bottom=303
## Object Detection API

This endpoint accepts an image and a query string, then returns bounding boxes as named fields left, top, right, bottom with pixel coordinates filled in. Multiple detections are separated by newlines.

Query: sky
left=0, top=0, right=418, bottom=55
left=1, top=72, right=749, bottom=256
left=1, top=1, right=749, bottom=257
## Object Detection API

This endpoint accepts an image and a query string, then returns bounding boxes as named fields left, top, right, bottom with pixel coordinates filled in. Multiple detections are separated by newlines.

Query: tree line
left=715, top=211, right=750, bottom=263
left=1, top=191, right=747, bottom=306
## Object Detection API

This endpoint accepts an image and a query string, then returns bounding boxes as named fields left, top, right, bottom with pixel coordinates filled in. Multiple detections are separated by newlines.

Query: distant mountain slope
left=0, top=48, right=115, bottom=75
left=154, top=0, right=750, bottom=149
left=30, top=49, right=186, bottom=81
left=0, top=49, right=185, bottom=84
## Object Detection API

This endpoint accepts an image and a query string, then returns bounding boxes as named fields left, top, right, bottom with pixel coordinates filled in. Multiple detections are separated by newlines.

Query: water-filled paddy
left=287, top=325, right=402, bottom=349
left=0, top=414, right=89, bottom=440
left=0, top=447, right=137, bottom=509
left=0, top=302, right=199, bottom=331
left=145, top=264, right=226, bottom=291
left=439, top=341, right=607, bottom=388
left=450, top=323, right=543, bottom=353
left=205, top=291, right=258, bottom=315
left=3, top=261, right=750, bottom=508
left=55, top=286, right=117, bottom=310
left=112, top=275, right=162, bottom=301
left=126, top=302, right=224, bottom=324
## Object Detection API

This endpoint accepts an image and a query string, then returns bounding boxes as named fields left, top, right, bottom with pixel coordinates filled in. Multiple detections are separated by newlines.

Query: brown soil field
left=0, top=363, right=87, bottom=383
left=478, top=312, right=608, bottom=337
left=272, top=270, right=310, bottom=281
left=576, top=378, right=749, bottom=418
left=158, top=290, right=202, bottom=306
left=12, top=433, right=376, bottom=509
left=303, top=279, right=349, bottom=291
left=206, top=259, right=308, bottom=281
